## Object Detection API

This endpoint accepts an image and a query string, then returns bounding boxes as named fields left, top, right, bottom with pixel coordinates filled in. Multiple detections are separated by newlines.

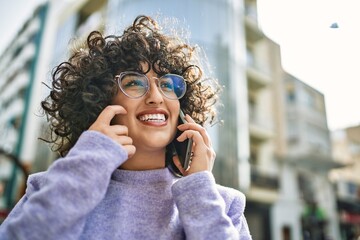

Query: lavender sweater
left=0, top=131, right=252, bottom=240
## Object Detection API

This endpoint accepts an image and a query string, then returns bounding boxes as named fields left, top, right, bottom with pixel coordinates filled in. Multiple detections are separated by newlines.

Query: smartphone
left=166, top=110, right=193, bottom=177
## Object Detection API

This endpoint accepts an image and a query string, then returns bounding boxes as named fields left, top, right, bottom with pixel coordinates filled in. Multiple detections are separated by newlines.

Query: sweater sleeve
left=171, top=171, right=252, bottom=240
left=0, top=130, right=128, bottom=240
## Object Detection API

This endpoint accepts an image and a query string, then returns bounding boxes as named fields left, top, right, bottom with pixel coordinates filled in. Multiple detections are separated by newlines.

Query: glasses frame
left=115, top=71, right=187, bottom=100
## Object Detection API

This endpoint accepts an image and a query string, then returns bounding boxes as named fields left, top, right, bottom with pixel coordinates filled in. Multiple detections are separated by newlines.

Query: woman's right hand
left=173, top=114, right=216, bottom=176
left=89, top=105, right=136, bottom=158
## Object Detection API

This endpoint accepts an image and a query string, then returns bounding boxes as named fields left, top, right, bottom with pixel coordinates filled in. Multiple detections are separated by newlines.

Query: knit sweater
left=0, top=131, right=252, bottom=240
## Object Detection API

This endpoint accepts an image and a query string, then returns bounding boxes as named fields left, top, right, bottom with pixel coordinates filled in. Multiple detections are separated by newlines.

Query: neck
left=120, top=148, right=166, bottom=171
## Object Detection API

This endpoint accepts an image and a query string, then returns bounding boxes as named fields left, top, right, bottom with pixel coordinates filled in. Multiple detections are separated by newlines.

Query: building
left=243, top=1, right=281, bottom=238
left=0, top=1, right=346, bottom=239
left=0, top=0, right=109, bottom=220
left=330, top=124, right=360, bottom=239
left=272, top=72, right=341, bottom=240
left=0, top=0, right=275, bottom=236
left=0, top=3, right=51, bottom=220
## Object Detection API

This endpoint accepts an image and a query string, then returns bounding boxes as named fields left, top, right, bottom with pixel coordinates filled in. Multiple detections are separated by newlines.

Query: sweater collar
left=111, top=167, right=178, bottom=185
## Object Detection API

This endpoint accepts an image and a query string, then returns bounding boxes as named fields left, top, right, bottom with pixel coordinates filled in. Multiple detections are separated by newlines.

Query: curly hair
left=41, top=15, right=221, bottom=156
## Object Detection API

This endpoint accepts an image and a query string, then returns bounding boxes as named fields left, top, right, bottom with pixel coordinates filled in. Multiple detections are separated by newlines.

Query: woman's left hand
left=173, top=114, right=216, bottom=176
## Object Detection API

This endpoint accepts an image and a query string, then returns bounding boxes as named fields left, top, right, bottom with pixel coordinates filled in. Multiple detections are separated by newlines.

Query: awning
left=340, top=211, right=360, bottom=224
left=285, top=153, right=344, bottom=172
left=329, top=163, right=360, bottom=184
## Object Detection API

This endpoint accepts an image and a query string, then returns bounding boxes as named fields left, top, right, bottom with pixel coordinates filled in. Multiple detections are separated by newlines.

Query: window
left=286, top=83, right=296, bottom=102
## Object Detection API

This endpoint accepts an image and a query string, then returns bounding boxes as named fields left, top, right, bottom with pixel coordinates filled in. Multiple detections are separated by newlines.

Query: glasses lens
left=119, top=72, right=149, bottom=98
left=159, top=74, right=186, bottom=99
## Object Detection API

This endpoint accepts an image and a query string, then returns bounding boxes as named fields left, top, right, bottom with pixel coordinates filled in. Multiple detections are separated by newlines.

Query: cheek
left=169, top=100, right=180, bottom=113
left=110, top=93, right=134, bottom=125
left=169, top=101, right=180, bottom=130
left=111, top=90, right=131, bottom=107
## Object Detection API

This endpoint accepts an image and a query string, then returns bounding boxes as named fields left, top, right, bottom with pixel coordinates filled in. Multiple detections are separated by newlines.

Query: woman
left=0, top=15, right=252, bottom=239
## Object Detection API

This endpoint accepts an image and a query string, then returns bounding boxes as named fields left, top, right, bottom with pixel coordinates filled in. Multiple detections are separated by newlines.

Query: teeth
left=139, top=114, right=166, bottom=122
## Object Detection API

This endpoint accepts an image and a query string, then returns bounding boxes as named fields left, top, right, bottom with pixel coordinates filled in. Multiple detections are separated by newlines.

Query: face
left=111, top=68, right=180, bottom=153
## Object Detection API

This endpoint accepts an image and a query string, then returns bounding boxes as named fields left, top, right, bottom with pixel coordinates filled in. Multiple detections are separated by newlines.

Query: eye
left=159, top=75, right=175, bottom=92
left=121, top=74, right=147, bottom=89
left=124, top=79, right=146, bottom=88
left=160, top=81, right=174, bottom=92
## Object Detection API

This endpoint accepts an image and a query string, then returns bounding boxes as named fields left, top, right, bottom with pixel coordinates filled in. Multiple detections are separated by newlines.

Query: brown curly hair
left=41, top=15, right=220, bottom=156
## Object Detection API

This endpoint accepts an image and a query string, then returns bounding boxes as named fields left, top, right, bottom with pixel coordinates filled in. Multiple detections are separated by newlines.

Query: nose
left=145, top=79, right=164, bottom=105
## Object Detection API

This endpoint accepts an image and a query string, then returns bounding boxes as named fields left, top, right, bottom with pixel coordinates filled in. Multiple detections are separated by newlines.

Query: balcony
left=247, top=166, right=280, bottom=203
left=244, top=1, right=264, bottom=42
left=251, top=166, right=279, bottom=190
left=330, top=164, right=360, bottom=189
left=0, top=72, right=29, bottom=102
left=249, top=110, right=273, bottom=143
left=0, top=43, right=35, bottom=89
left=247, top=67, right=271, bottom=91
left=287, top=153, right=344, bottom=172
left=245, top=17, right=265, bottom=43
left=246, top=49, right=271, bottom=91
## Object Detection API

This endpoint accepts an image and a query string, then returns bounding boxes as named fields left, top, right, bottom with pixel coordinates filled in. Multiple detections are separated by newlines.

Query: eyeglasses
left=115, top=71, right=187, bottom=100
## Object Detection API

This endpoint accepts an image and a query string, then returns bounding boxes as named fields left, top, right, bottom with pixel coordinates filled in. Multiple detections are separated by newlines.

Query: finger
left=185, top=114, right=195, bottom=123
left=123, top=145, right=136, bottom=158
left=180, top=114, right=211, bottom=146
left=114, top=136, right=133, bottom=146
left=105, top=125, right=128, bottom=136
left=97, top=105, right=127, bottom=125
left=176, top=130, right=204, bottom=145
left=177, top=123, right=211, bottom=147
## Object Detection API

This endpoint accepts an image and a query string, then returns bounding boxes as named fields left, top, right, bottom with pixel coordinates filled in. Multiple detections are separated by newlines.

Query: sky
left=0, top=0, right=359, bottom=131
left=257, top=0, right=360, bottom=130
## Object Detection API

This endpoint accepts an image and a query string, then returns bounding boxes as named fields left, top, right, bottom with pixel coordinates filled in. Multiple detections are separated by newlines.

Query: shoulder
left=25, top=171, right=47, bottom=196
left=216, top=184, right=246, bottom=214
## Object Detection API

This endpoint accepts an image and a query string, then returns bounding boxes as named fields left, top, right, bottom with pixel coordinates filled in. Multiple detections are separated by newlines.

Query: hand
left=89, top=105, right=136, bottom=158
left=173, top=114, right=216, bottom=176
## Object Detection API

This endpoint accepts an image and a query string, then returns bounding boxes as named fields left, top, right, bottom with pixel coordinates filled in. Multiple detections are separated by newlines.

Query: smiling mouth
left=138, top=114, right=166, bottom=122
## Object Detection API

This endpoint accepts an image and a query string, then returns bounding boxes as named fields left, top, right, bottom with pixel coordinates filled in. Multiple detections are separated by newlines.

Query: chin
left=135, top=136, right=173, bottom=150
left=150, top=138, right=173, bottom=148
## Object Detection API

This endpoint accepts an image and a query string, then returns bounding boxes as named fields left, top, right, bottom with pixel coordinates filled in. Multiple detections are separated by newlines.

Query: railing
left=249, top=108, right=274, bottom=132
left=250, top=167, right=279, bottom=190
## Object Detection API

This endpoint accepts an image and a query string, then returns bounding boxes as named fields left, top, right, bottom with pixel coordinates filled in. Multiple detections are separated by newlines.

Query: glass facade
left=0, top=4, right=49, bottom=217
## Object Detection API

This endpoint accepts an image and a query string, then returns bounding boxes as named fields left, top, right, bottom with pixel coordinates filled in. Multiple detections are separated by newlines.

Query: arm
left=0, top=130, right=128, bottom=240
left=172, top=171, right=252, bottom=240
